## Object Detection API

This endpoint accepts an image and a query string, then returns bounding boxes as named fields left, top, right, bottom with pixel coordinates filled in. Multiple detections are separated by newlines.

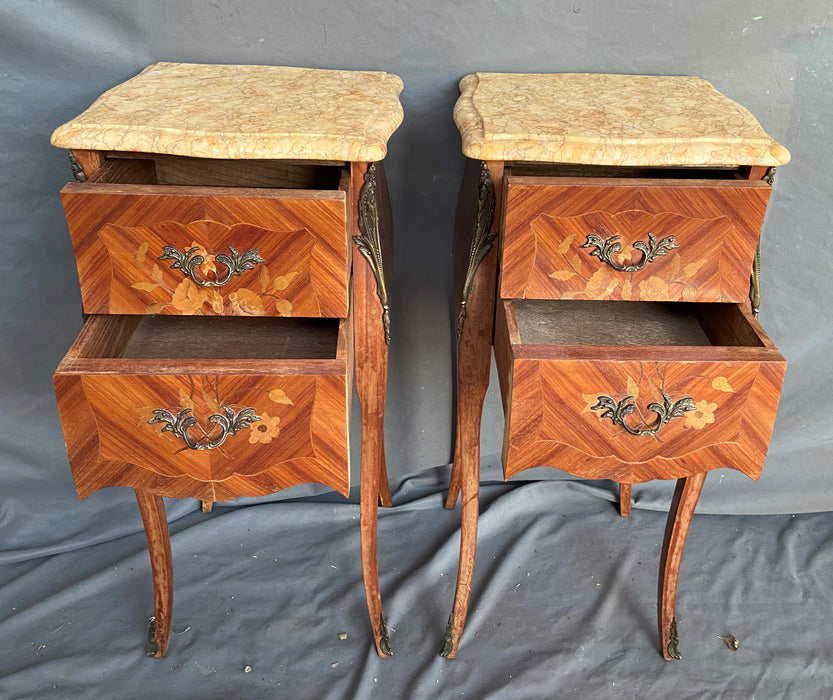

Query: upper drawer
left=60, top=157, right=350, bottom=317
left=54, top=313, right=351, bottom=501
left=501, top=171, right=770, bottom=303
left=494, top=299, right=785, bottom=484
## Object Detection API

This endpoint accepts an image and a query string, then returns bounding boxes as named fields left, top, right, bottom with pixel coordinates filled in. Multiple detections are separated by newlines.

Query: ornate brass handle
left=580, top=232, right=678, bottom=272
left=591, top=393, right=696, bottom=437
left=149, top=406, right=261, bottom=450
left=158, top=245, right=265, bottom=287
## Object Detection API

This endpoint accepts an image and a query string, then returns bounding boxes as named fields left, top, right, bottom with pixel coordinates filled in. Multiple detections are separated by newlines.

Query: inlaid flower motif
left=638, top=275, right=670, bottom=299
left=684, top=400, right=717, bottom=430
left=228, top=288, right=265, bottom=316
left=171, top=278, right=207, bottom=314
left=248, top=411, right=280, bottom=444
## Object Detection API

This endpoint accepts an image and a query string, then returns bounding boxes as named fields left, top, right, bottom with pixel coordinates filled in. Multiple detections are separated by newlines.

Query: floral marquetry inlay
left=97, top=220, right=313, bottom=316
left=510, top=210, right=735, bottom=303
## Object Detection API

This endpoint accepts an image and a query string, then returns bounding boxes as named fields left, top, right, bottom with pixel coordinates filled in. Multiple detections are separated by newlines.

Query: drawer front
left=54, top=318, right=350, bottom=501
left=496, top=302, right=785, bottom=483
left=501, top=178, right=770, bottom=303
left=61, top=184, right=349, bottom=317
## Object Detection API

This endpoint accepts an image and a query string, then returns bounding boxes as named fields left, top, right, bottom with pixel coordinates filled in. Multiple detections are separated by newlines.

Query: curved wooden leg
left=200, top=500, right=213, bottom=513
left=352, top=161, right=393, bottom=657
left=441, top=401, right=483, bottom=659
left=135, top=490, right=173, bottom=658
left=379, top=447, right=393, bottom=508
left=442, top=159, right=502, bottom=659
left=360, top=411, right=391, bottom=656
left=444, top=438, right=463, bottom=509
left=619, top=483, right=632, bottom=517
left=658, top=472, right=706, bottom=660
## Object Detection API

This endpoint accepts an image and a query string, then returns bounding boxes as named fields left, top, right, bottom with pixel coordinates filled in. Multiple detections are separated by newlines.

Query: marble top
left=454, top=73, right=790, bottom=166
left=51, top=62, right=404, bottom=162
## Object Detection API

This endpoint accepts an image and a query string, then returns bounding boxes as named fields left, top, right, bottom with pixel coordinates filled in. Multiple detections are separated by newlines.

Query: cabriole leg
left=135, top=490, right=173, bottom=658
left=657, top=472, right=706, bottom=660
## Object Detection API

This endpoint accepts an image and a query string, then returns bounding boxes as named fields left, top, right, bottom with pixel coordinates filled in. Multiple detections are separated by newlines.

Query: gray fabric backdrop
left=1, top=2, right=832, bottom=697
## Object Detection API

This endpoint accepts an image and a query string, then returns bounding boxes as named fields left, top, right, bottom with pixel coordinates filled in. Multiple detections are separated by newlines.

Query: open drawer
left=60, top=157, right=350, bottom=317
left=494, top=299, right=785, bottom=483
left=54, top=313, right=351, bottom=501
left=501, top=165, right=771, bottom=304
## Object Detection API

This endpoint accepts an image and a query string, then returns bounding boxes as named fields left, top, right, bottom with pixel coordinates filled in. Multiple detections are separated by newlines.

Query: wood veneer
left=501, top=177, right=770, bottom=303
left=54, top=314, right=351, bottom=501
left=497, top=300, right=785, bottom=483
left=62, top=163, right=351, bottom=318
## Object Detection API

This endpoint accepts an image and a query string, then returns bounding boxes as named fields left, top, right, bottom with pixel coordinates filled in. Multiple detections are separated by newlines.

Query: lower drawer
left=495, top=300, right=785, bottom=483
left=54, top=314, right=351, bottom=501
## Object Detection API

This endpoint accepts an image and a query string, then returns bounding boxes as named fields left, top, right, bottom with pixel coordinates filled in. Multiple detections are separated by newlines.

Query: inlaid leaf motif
left=172, top=278, right=207, bottom=314
left=200, top=386, right=222, bottom=415
left=134, top=241, right=149, bottom=263
left=211, top=290, right=224, bottom=314
left=549, top=270, right=577, bottom=281
left=711, top=377, right=734, bottom=393
left=568, top=252, right=584, bottom=274
left=621, top=278, right=634, bottom=300
left=151, top=263, right=164, bottom=285
left=259, top=265, right=270, bottom=293
left=228, top=288, right=265, bottom=316
left=177, top=389, right=194, bottom=411
left=683, top=259, right=708, bottom=278
left=268, top=389, right=294, bottom=405
left=146, top=302, right=167, bottom=314
left=626, top=376, right=640, bottom=400
left=671, top=252, right=681, bottom=279
left=558, top=234, right=576, bottom=255
left=581, top=393, right=603, bottom=416
left=274, top=299, right=293, bottom=317
left=272, top=271, right=299, bottom=291
left=131, top=281, right=160, bottom=292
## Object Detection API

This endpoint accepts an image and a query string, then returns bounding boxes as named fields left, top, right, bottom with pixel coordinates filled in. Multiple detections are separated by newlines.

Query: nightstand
left=443, top=73, right=788, bottom=660
left=50, top=62, right=402, bottom=658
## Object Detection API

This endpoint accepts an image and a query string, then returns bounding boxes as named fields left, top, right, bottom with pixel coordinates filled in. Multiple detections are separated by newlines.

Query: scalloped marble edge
left=51, top=62, right=404, bottom=162
left=454, top=72, right=790, bottom=167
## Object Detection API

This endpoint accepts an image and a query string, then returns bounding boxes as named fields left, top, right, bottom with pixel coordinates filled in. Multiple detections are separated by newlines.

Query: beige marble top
left=455, top=73, right=789, bottom=166
left=51, top=62, right=404, bottom=161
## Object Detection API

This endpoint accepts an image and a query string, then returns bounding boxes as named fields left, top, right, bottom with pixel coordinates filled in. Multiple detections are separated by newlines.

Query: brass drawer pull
left=158, top=245, right=265, bottom=287
left=592, top=393, right=696, bottom=437
left=149, top=406, right=261, bottom=450
left=580, top=231, right=678, bottom=272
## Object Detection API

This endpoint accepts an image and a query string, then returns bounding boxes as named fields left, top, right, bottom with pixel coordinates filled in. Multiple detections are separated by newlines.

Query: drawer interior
left=88, top=155, right=346, bottom=190
left=512, top=300, right=764, bottom=348
left=70, top=315, right=346, bottom=361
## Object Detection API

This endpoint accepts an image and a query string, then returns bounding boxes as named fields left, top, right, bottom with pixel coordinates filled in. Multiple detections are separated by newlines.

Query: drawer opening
left=511, top=300, right=765, bottom=348
left=507, top=163, right=746, bottom=180
left=89, top=156, right=346, bottom=190
left=70, top=315, right=345, bottom=361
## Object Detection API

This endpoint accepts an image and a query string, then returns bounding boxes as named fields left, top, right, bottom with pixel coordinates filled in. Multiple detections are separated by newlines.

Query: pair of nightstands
left=51, top=65, right=788, bottom=661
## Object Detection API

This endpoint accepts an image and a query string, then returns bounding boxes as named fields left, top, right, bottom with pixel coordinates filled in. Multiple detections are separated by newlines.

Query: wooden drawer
left=54, top=313, right=351, bottom=501
left=501, top=169, right=770, bottom=303
left=60, top=158, right=350, bottom=317
left=494, top=299, right=785, bottom=483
